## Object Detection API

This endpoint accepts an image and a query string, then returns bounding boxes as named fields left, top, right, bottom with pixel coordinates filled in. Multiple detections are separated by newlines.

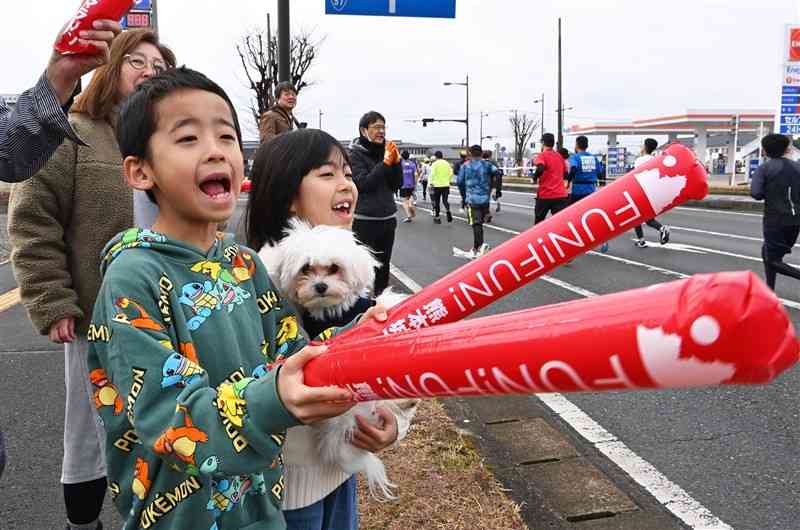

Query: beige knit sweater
left=7, top=112, right=132, bottom=335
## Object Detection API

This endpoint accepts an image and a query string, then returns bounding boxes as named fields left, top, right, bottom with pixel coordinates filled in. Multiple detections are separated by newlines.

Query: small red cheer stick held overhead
left=332, top=143, right=709, bottom=345
left=55, top=0, right=134, bottom=55
left=305, top=272, right=798, bottom=400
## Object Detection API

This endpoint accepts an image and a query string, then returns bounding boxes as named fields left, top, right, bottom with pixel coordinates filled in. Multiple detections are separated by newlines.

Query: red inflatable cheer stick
left=55, top=0, right=134, bottom=55
left=306, top=271, right=798, bottom=399
left=333, top=143, right=708, bottom=344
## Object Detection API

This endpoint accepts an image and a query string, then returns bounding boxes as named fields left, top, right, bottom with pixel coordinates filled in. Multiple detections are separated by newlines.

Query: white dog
left=259, top=219, right=417, bottom=500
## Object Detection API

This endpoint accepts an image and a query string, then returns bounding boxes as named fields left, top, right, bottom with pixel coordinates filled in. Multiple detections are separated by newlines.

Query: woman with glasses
left=349, top=111, right=403, bottom=294
left=7, top=28, right=174, bottom=530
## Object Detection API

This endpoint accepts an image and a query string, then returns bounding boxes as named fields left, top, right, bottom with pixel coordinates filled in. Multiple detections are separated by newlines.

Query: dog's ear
left=350, top=242, right=379, bottom=294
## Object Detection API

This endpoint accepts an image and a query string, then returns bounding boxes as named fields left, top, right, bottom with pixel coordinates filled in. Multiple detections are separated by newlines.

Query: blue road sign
left=325, top=0, right=456, bottom=18
left=780, top=124, right=800, bottom=134
left=783, top=86, right=800, bottom=94
left=782, top=105, right=800, bottom=114
left=132, top=0, right=151, bottom=10
left=781, top=95, right=800, bottom=104
left=781, top=115, right=800, bottom=125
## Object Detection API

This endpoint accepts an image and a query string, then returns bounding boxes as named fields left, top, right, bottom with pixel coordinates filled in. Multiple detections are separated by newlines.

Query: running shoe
left=485, top=214, right=493, bottom=224
left=446, top=211, right=453, bottom=223
left=635, top=239, right=647, bottom=248
left=600, top=242, right=609, bottom=253
left=478, top=243, right=490, bottom=256
left=496, top=203, right=501, bottom=212
left=402, top=217, right=412, bottom=223
left=659, top=226, right=670, bottom=245
left=434, top=217, right=442, bottom=224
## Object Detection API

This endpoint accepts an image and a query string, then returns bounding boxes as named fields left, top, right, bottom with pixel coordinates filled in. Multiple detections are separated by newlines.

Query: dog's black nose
left=314, top=282, right=328, bottom=295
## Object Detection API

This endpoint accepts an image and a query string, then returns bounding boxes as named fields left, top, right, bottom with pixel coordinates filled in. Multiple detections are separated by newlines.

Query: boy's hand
left=49, top=317, right=76, bottom=344
left=277, top=345, right=356, bottom=424
left=358, top=303, right=389, bottom=325
left=351, top=406, right=399, bottom=453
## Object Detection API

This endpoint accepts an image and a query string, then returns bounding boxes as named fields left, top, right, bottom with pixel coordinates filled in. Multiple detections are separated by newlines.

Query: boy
left=751, top=133, right=800, bottom=290
left=88, top=67, right=371, bottom=530
left=532, top=133, right=569, bottom=224
left=457, top=145, right=493, bottom=257
left=632, top=138, right=670, bottom=247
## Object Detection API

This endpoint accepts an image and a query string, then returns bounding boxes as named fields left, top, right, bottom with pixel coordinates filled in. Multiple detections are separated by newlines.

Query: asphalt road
left=0, top=190, right=797, bottom=530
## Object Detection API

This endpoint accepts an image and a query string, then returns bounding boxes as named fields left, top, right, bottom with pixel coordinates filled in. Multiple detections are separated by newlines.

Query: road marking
left=0, top=288, right=20, bottom=314
left=0, top=259, right=9, bottom=267
left=388, top=263, right=732, bottom=530
left=401, top=201, right=800, bottom=311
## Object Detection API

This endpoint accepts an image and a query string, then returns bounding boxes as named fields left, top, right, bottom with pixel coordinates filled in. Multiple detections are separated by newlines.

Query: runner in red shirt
left=532, top=133, right=569, bottom=224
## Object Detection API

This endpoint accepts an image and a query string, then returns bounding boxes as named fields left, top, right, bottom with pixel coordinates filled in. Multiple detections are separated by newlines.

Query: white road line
left=401, top=201, right=800, bottom=311
left=670, top=225, right=800, bottom=249
left=388, top=263, right=732, bottom=530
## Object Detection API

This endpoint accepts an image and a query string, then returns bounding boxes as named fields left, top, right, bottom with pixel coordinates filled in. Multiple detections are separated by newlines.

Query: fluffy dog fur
left=260, top=219, right=415, bottom=499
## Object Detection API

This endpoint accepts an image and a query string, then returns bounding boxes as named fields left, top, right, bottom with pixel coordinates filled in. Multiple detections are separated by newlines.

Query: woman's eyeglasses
left=123, top=53, right=167, bottom=74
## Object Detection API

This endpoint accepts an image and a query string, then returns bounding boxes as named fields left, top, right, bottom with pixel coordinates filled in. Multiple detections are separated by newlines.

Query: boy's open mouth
left=199, top=174, right=232, bottom=198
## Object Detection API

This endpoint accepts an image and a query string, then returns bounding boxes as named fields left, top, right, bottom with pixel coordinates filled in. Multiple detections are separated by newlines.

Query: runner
left=454, top=151, right=468, bottom=212
left=568, top=136, right=608, bottom=252
left=632, top=138, right=670, bottom=247
left=483, top=150, right=503, bottom=213
left=429, top=150, right=454, bottom=224
left=419, top=157, right=430, bottom=201
left=399, top=150, right=418, bottom=223
left=457, top=145, right=493, bottom=257
left=532, top=133, right=569, bottom=224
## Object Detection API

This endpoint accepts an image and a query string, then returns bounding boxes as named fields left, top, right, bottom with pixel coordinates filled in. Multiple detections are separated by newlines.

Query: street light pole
left=479, top=111, right=489, bottom=148
left=278, top=0, right=290, bottom=82
left=319, top=109, right=323, bottom=129
left=533, top=94, right=544, bottom=133
left=557, top=17, right=563, bottom=148
left=444, top=76, right=470, bottom=147
left=151, top=0, right=159, bottom=34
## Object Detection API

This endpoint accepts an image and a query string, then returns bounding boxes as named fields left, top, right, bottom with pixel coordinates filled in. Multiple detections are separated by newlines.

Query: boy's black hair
left=245, top=129, right=350, bottom=250
left=401, top=150, right=410, bottom=159
left=469, top=144, right=483, bottom=157
left=358, top=111, right=386, bottom=131
left=541, top=133, right=555, bottom=147
left=761, top=133, right=791, bottom=159
left=117, top=66, right=243, bottom=204
left=274, top=81, right=296, bottom=100
left=576, top=135, right=589, bottom=150
left=434, top=150, right=443, bottom=159
left=557, top=147, right=570, bottom=160
left=644, top=138, right=658, bottom=154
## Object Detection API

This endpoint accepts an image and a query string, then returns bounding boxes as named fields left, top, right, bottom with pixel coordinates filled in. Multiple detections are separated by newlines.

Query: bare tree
left=509, top=111, right=539, bottom=173
left=236, top=22, right=324, bottom=131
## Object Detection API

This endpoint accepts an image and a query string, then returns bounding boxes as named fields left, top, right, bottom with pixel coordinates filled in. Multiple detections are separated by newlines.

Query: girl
left=8, top=29, right=175, bottom=530
left=245, top=129, right=414, bottom=530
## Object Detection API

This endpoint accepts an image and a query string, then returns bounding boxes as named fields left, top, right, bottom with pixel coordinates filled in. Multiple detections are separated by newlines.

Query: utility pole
left=278, top=0, right=290, bottom=82
left=533, top=93, right=545, bottom=133
left=318, top=109, right=323, bottom=129
left=557, top=17, right=563, bottom=148
left=151, top=0, right=159, bottom=34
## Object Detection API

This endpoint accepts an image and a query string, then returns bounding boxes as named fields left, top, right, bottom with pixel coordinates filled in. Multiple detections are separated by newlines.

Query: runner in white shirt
left=632, top=138, right=670, bottom=247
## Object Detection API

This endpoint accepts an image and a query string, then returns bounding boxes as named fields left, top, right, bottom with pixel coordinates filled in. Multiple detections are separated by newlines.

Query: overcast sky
left=2, top=1, right=799, bottom=151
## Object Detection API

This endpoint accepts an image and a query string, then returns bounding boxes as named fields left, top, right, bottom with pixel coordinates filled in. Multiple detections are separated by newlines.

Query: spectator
left=0, top=20, right=121, bottom=183
left=259, top=81, right=300, bottom=143
left=7, top=29, right=175, bottom=530
left=349, top=111, right=402, bottom=294
left=532, top=133, right=569, bottom=224
left=750, top=133, right=800, bottom=290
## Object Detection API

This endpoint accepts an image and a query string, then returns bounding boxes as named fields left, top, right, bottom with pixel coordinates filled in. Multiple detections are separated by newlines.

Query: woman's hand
left=49, top=317, right=76, bottom=344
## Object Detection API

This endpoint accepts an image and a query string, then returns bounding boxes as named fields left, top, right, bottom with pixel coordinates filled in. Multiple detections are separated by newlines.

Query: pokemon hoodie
left=88, top=228, right=307, bottom=530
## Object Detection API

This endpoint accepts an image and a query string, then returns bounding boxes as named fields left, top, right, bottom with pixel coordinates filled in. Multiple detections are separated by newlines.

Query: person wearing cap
left=531, top=132, right=569, bottom=224
left=259, top=81, right=301, bottom=143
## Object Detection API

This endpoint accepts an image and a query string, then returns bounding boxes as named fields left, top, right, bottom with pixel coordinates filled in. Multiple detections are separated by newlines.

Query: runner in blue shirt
left=567, top=136, right=608, bottom=252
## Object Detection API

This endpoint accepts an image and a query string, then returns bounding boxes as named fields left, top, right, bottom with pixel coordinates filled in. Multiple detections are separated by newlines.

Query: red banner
left=306, top=272, right=797, bottom=399
left=55, top=0, right=134, bottom=55
left=332, top=143, right=708, bottom=344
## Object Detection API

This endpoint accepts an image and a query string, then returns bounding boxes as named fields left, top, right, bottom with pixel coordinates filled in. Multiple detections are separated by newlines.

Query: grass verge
left=357, top=399, right=527, bottom=530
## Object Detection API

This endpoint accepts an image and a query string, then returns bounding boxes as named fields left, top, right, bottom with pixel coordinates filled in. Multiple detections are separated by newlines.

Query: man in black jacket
left=349, top=111, right=403, bottom=294
left=751, top=133, right=800, bottom=290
